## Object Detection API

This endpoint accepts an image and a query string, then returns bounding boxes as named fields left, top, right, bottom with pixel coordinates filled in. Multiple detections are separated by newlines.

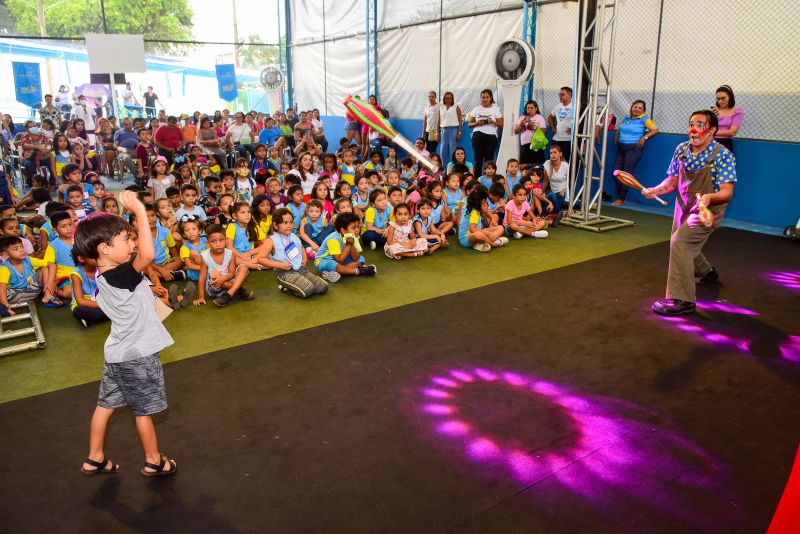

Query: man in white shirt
left=548, top=86, right=574, bottom=162
left=72, top=95, right=98, bottom=144
left=422, top=91, right=441, bottom=154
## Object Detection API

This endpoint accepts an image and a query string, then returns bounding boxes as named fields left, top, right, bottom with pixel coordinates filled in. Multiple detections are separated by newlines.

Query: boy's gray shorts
left=98, top=353, right=167, bottom=416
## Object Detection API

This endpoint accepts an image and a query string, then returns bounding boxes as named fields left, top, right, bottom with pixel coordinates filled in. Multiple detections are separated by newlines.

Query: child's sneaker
left=357, top=264, right=377, bottom=276
left=170, top=270, right=187, bottom=281
left=321, top=270, right=341, bottom=283
left=533, top=230, right=549, bottom=239
left=79, top=318, right=89, bottom=328
left=305, top=247, right=316, bottom=260
left=472, top=243, right=491, bottom=252
left=513, top=232, right=523, bottom=239
left=237, top=286, right=256, bottom=300
left=213, top=292, right=233, bottom=307
left=493, top=237, right=509, bottom=247
left=369, top=241, right=377, bottom=251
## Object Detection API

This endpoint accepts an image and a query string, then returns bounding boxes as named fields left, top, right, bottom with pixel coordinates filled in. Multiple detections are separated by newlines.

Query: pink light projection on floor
left=408, top=366, right=736, bottom=527
left=657, top=299, right=800, bottom=363
left=765, top=270, right=800, bottom=292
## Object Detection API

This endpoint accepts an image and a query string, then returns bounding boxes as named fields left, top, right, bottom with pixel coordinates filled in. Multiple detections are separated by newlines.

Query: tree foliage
left=4, top=0, right=194, bottom=54
left=238, top=34, right=283, bottom=70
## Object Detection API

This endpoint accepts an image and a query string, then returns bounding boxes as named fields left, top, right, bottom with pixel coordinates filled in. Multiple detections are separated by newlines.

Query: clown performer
left=642, top=109, right=737, bottom=316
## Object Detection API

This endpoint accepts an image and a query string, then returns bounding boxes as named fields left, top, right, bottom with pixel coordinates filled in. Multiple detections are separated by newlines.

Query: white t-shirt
left=470, top=105, right=502, bottom=137
left=424, top=103, right=440, bottom=132
left=440, top=104, right=461, bottom=128
left=227, top=122, right=251, bottom=144
left=544, top=159, right=570, bottom=194
left=311, top=118, right=323, bottom=134
left=72, top=104, right=97, bottom=130
left=551, top=102, right=574, bottom=141
left=288, top=169, right=319, bottom=196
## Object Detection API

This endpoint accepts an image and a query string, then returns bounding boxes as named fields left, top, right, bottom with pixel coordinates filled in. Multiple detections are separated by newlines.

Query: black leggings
left=72, top=305, right=108, bottom=325
left=471, top=131, right=498, bottom=176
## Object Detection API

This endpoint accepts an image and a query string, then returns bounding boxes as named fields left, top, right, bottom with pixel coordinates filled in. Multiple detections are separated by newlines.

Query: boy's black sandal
left=80, top=457, right=119, bottom=476
left=140, top=455, right=177, bottom=477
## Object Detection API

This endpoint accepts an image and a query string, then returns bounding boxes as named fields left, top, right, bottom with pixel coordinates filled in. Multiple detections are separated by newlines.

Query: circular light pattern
left=408, top=366, right=735, bottom=526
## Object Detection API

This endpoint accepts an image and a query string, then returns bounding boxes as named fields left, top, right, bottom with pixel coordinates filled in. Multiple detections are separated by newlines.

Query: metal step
left=0, top=301, right=47, bottom=357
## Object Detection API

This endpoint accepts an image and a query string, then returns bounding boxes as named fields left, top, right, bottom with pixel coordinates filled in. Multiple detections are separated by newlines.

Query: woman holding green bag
left=514, top=100, right=547, bottom=168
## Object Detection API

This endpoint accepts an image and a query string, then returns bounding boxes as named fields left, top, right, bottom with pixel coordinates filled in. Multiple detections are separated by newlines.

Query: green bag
left=530, top=127, right=548, bottom=151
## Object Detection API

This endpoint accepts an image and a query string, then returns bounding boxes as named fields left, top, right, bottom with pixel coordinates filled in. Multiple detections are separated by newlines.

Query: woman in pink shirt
left=712, top=85, right=744, bottom=154
left=514, top=100, right=547, bottom=168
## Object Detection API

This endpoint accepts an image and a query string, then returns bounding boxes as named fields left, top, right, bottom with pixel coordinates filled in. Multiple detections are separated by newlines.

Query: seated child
left=457, top=186, right=508, bottom=252
left=0, top=235, right=51, bottom=315
left=384, top=203, right=428, bottom=259
left=478, top=160, right=499, bottom=190
left=505, top=159, right=522, bottom=191
left=361, top=189, right=390, bottom=250
left=179, top=218, right=207, bottom=282
left=143, top=203, right=186, bottom=281
left=386, top=187, right=404, bottom=220
left=525, top=168, right=554, bottom=217
left=65, top=184, right=94, bottom=220
left=69, top=248, right=109, bottom=327
left=425, top=181, right=455, bottom=235
left=487, top=182, right=507, bottom=226
left=44, top=210, right=76, bottom=302
left=251, top=194, right=273, bottom=238
left=59, top=163, right=93, bottom=202
left=265, top=177, right=287, bottom=211
left=504, top=184, right=549, bottom=239
left=412, top=198, right=448, bottom=254
left=298, top=199, right=333, bottom=258
left=175, top=184, right=208, bottom=222
left=314, top=212, right=376, bottom=280
left=225, top=201, right=266, bottom=270
left=351, top=176, right=371, bottom=220
left=194, top=224, right=254, bottom=307
left=261, top=207, right=328, bottom=298
left=285, top=185, right=306, bottom=235
left=0, top=217, right=34, bottom=256
left=36, top=201, right=70, bottom=258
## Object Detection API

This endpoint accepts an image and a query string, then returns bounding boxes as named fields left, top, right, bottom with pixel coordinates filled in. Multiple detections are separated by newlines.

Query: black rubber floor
left=1, top=227, right=798, bottom=533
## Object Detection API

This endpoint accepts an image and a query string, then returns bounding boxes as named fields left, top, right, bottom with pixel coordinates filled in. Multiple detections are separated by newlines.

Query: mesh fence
left=289, top=0, right=800, bottom=144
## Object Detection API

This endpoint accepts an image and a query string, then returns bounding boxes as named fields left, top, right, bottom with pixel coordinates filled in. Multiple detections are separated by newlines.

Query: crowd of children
left=0, top=131, right=564, bottom=324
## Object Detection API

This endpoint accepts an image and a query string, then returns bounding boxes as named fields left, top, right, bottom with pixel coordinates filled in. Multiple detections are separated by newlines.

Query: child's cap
left=154, top=156, right=168, bottom=164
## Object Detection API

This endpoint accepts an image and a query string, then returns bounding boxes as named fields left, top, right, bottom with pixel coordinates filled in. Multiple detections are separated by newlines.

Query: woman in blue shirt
left=613, top=100, right=659, bottom=205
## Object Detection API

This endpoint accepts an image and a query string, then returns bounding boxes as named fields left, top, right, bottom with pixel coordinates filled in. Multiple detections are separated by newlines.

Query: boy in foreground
left=73, top=191, right=177, bottom=477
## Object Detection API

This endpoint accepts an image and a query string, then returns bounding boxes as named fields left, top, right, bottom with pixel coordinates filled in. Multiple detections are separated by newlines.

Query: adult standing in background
left=548, top=86, right=574, bottom=161
left=361, top=95, right=381, bottom=159
left=712, top=85, right=744, bottom=154
left=142, top=87, right=163, bottom=119
left=612, top=99, right=659, bottom=205
left=422, top=91, right=441, bottom=155
left=438, top=91, right=463, bottom=164
left=514, top=100, right=547, bottom=168
left=72, top=95, right=98, bottom=145
left=311, top=109, right=328, bottom=152
left=55, top=85, right=72, bottom=119
left=39, top=94, right=62, bottom=128
left=121, top=83, right=142, bottom=116
left=468, top=89, right=503, bottom=176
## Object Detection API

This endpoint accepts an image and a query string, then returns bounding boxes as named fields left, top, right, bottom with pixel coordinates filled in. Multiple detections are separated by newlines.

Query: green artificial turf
left=0, top=207, right=671, bottom=403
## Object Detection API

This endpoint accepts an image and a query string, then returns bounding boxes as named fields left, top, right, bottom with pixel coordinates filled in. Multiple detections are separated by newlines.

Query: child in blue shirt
left=260, top=207, right=329, bottom=298
left=285, top=185, right=307, bottom=235
left=361, top=189, right=391, bottom=250
left=314, top=212, right=376, bottom=280
left=144, top=203, right=185, bottom=281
